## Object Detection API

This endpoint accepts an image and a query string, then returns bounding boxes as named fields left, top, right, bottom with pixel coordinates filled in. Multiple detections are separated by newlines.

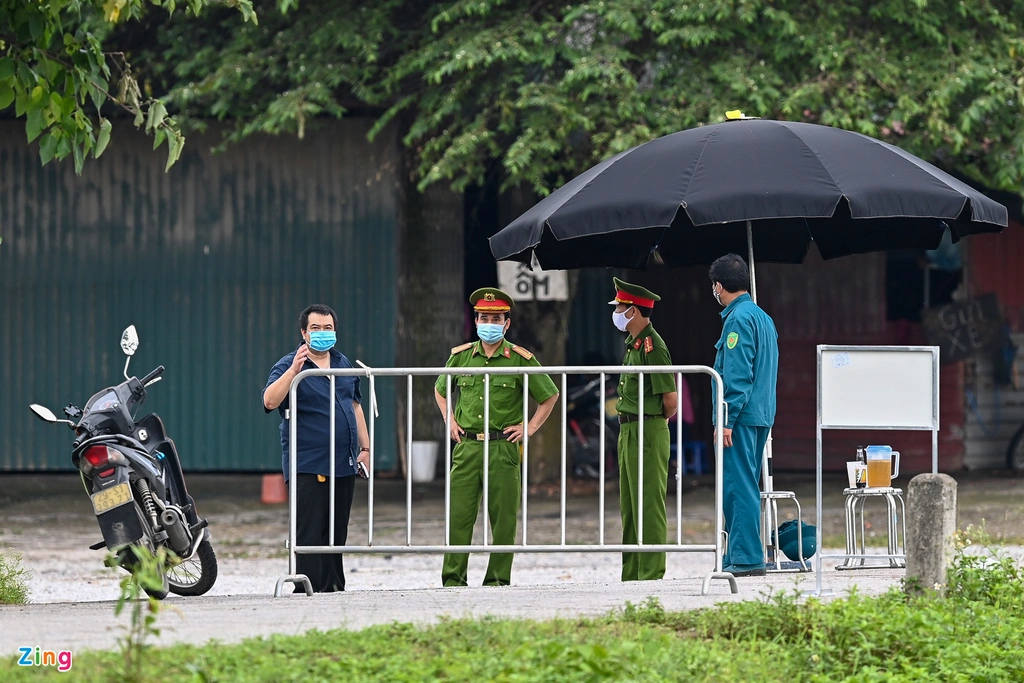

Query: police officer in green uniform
left=434, top=288, right=560, bottom=587
left=610, top=278, right=678, bottom=581
left=710, top=254, right=779, bottom=578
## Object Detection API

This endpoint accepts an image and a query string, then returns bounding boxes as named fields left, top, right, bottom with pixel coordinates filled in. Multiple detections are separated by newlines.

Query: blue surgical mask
left=476, top=323, right=505, bottom=344
left=308, top=330, right=336, bottom=352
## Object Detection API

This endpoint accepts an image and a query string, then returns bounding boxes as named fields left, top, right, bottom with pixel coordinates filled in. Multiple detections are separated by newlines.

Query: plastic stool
left=682, top=440, right=707, bottom=475
left=670, top=441, right=707, bottom=476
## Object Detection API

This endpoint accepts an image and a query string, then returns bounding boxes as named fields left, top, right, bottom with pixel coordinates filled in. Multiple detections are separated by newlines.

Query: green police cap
left=609, top=277, right=661, bottom=308
left=470, top=287, right=515, bottom=312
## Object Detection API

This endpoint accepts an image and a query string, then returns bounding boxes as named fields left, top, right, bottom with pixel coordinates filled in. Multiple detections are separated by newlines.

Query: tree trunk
left=396, top=146, right=464, bottom=472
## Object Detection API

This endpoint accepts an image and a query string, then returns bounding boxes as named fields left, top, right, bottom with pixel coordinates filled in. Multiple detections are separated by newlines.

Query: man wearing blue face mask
left=434, top=288, right=560, bottom=587
left=263, top=304, right=370, bottom=592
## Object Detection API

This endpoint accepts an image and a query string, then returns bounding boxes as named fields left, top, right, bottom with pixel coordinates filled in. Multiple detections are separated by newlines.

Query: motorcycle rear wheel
left=167, top=538, right=218, bottom=596
left=1008, top=423, right=1024, bottom=474
left=145, top=572, right=170, bottom=600
left=116, top=545, right=169, bottom=600
left=569, top=419, right=619, bottom=479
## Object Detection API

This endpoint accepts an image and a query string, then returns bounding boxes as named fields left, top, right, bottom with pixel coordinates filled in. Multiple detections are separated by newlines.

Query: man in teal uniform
left=710, top=254, right=779, bottom=577
left=610, top=278, right=678, bottom=581
left=434, top=287, right=560, bottom=587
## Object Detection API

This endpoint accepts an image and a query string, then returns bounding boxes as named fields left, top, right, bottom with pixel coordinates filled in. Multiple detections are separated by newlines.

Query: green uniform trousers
left=442, top=439, right=521, bottom=587
left=618, top=418, right=670, bottom=581
left=722, top=424, right=769, bottom=569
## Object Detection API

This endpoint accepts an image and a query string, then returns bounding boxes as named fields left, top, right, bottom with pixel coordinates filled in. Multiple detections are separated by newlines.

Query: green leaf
left=26, top=108, right=46, bottom=143
left=56, top=136, right=72, bottom=160
left=89, top=84, right=105, bottom=111
left=29, top=15, right=43, bottom=40
left=134, top=108, right=145, bottom=128
left=95, top=118, right=112, bottom=158
left=166, top=133, right=184, bottom=171
left=153, top=127, right=166, bottom=150
left=146, top=101, right=167, bottom=132
left=0, top=58, right=14, bottom=81
left=0, top=83, right=14, bottom=110
left=17, top=62, right=34, bottom=86
left=15, top=92, right=29, bottom=117
left=39, top=133, right=59, bottom=165
left=73, top=142, right=84, bottom=174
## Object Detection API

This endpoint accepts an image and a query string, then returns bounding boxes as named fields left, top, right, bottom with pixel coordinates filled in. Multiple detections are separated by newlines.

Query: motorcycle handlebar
left=139, top=365, right=165, bottom=385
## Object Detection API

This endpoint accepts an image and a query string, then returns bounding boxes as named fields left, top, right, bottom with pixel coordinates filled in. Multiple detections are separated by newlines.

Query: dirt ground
left=1, top=470, right=1022, bottom=604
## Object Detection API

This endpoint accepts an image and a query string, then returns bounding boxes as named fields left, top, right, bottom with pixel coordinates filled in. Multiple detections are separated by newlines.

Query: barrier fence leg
left=701, top=372, right=738, bottom=595
left=275, top=374, right=313, bottom=597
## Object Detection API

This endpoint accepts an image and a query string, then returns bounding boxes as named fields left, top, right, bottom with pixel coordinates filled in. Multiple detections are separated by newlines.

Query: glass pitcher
left=865, top=445, right=900, bottom=488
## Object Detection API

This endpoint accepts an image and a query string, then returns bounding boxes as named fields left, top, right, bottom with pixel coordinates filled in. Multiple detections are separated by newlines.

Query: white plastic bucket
left=410, top=441, right=439, bottom=483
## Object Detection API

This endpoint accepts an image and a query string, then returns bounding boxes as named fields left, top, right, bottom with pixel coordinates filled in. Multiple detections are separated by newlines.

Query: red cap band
left=615, top=290, right=655, bottom=308
left=475, top=298, right=511, bottom=311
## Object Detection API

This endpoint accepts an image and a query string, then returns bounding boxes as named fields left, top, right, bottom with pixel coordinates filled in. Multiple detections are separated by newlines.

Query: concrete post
left=905, top=473, right=958, bottom=596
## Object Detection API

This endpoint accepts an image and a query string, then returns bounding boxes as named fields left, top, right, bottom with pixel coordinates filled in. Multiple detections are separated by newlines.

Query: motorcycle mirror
left=29, top=404, right=59, bottom=423
left=120, top=325, right=140, bottom=357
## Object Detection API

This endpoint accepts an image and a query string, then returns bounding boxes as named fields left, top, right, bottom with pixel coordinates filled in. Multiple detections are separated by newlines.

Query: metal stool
left=760, top=490, right=811, bottom=572
left=836, top=487, right=906, bottom=570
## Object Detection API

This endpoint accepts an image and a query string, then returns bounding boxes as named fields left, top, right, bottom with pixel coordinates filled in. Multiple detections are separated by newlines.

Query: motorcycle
left=566, top=375, right=620, bottom=479
left=29, top=325, right=217, bottom=599
left=1009, top=422, right=1024, bottom=473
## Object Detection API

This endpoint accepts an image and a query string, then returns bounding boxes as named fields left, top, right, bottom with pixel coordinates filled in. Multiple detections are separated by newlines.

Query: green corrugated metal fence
left=0, top=120, right=399, bottom=471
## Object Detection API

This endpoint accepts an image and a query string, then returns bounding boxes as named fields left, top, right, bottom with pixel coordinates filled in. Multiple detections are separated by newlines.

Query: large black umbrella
left=489, top=119, right=1008, bottom=278
left=489, top=118, right=1010, bottom=573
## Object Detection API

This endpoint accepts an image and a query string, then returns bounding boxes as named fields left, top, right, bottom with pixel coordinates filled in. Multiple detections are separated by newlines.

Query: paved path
left=0, top=563, right=904, bottom=653
left=3, top=473, right=1022, bottom=653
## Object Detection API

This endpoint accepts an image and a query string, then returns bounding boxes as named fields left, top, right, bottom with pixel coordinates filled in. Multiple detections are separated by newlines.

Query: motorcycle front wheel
left=167, top=537, right=218, bottom=596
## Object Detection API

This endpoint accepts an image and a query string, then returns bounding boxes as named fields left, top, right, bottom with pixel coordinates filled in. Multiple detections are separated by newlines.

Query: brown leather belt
left=618, top=413, right=661, bottom=424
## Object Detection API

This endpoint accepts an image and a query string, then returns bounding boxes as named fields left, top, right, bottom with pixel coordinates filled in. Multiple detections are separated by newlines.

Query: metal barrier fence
left=274, top=364, right=737, bottom=596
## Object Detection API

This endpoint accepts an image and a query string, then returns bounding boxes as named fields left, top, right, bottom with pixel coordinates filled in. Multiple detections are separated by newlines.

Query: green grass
left=5, top=534, right=1024, bottom=682
left=0, top=546, right=29, bottom=604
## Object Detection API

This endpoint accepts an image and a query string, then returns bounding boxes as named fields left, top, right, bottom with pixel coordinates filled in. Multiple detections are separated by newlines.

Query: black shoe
left=724, top=565, right=766, bottom=577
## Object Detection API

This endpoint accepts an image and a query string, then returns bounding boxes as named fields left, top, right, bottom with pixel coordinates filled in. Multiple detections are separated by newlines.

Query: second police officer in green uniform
left=434, top=288, right=560, bottom=587
left=610, top=278, right=678, bottom=581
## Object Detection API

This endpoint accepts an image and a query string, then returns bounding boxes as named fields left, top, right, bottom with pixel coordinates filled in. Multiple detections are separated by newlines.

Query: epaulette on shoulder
left=450, top=342, right=474, bottom=355
left=512, top=345, right=533, bottom=360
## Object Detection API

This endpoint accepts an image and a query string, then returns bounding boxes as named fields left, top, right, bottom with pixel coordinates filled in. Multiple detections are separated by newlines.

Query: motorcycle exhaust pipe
left=160, top=510, right=191, bottom=554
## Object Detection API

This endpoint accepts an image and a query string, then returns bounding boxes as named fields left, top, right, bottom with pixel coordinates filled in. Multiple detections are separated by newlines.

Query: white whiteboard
left=819, top=346, right=938, bottom=429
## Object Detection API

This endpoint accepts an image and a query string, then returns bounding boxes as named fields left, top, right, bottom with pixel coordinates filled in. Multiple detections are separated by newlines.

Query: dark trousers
left=293, top=473, right=356, bottom=593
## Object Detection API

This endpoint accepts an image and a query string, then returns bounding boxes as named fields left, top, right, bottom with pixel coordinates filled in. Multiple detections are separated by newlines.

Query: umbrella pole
left=747, top=220, right=777, bottom=561
left=747, top=220, right=757, bottom=304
